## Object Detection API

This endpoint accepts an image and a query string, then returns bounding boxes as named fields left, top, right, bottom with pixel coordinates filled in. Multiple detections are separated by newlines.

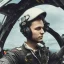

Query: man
left=0, top=7, right=62, bottom=64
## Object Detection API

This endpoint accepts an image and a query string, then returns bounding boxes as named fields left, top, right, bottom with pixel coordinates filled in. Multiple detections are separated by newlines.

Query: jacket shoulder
left=0, top=57, right=11, bottom=64
left=0, top=46, right=25, bottom=64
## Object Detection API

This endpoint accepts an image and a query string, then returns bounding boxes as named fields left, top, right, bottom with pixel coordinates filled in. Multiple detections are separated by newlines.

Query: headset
left=19, top=15, right=32, bottom=39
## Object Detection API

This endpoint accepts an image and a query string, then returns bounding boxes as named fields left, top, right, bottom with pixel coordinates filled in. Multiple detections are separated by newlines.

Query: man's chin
left=35, top=39, right=43, bottom=43
left=38, top=40, right=43, bottom=43
left=38, top=39, right=43, bottom=41
left=30, top=38, right=43, bottom=43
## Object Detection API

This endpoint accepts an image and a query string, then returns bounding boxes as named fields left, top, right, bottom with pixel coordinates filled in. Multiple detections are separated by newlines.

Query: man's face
left=30, top=19, right=45, bottom=42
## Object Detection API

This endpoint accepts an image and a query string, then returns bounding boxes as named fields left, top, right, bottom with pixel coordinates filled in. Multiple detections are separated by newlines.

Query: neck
left=26, top=39, right=38, bottom=50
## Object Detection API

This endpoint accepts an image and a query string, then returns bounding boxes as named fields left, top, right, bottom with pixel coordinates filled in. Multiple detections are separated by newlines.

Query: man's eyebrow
left=35, top=26, right=44, bottom=29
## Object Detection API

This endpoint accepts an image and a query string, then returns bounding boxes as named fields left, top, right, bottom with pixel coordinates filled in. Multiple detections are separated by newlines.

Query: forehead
left=30, top=20, right=44, bottom=28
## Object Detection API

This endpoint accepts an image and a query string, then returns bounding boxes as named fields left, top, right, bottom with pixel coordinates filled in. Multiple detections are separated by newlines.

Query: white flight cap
left=20, top=7, right=46, bottom=24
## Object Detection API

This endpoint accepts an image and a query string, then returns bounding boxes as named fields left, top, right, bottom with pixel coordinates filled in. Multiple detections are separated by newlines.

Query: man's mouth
left=39, top=36, right=43, bottom=39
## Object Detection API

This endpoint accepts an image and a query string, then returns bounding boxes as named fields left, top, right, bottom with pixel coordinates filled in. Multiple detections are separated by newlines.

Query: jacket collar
left=22, top=42, right=44, bottom=53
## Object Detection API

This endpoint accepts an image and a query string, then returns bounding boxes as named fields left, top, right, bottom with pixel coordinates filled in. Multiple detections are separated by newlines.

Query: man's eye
left=35, top=27, right=41, bottom=30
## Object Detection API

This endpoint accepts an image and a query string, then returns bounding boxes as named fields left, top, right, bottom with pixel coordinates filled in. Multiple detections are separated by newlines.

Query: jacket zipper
left=31, top=50, right=41, bottom=64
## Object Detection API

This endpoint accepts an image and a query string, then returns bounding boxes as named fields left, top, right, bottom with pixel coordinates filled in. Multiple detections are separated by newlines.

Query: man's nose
left=40, top=28, right=44, bottom=34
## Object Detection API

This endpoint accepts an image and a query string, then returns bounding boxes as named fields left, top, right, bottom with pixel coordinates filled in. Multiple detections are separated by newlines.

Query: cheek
left=32, top=30, right=39, bottom=38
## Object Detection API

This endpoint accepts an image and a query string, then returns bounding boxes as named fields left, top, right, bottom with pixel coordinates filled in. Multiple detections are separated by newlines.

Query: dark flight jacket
left=0, top=44, right=62, bottom=64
